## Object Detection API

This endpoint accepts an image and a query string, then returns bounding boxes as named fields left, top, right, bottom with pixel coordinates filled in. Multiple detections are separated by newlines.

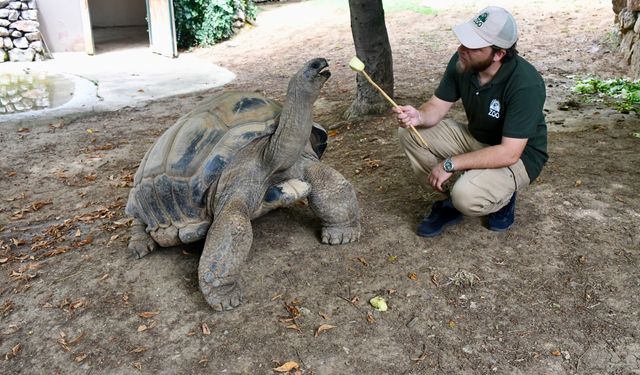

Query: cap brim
left=453, top=22, right=491, bottom=49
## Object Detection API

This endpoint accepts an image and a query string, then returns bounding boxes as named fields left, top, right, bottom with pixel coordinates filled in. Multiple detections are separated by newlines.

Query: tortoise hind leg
left=304, top=162, right=361, bottom=244
left=129, top=219, right=158, bottom=259
left=198, top=197, right=253, bottom=311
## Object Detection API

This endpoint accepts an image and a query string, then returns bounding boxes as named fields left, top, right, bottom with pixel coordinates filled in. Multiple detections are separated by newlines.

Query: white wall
left=38, top=0, right=87, bottom=52
left=89, top=0, right=147, bottom=27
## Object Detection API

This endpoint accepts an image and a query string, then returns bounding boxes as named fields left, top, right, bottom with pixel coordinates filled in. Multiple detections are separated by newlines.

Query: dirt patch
left=1, top=0, right=639, bottom=374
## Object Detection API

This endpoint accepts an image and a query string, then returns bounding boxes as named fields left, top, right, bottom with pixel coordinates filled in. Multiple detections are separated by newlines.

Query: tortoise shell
left=125, top=91, right=327, bottom=244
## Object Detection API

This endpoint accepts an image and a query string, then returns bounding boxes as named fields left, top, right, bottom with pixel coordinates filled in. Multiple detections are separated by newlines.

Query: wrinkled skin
left=127, top=58, right=360, bottom=311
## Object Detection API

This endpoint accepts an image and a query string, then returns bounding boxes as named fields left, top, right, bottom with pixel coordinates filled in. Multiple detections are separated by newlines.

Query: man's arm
left=394, top=96, right=454, bottom=129
left=429, top=136, right=528, bottom=192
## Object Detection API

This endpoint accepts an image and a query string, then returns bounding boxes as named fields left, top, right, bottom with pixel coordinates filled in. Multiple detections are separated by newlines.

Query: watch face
left=444, top=159, right=453, bottom=172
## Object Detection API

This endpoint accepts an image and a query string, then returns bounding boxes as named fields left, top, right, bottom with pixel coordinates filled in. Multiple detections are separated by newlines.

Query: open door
left=146, top=0, right=178, bottom=57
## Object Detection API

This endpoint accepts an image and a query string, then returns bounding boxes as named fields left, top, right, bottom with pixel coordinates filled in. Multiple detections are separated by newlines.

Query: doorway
left=88, top=0, right=148, bottom=54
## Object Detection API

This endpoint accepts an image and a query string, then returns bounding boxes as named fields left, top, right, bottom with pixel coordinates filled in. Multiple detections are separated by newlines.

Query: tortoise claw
left=200, top=274, right=243, bottom=311
left=321, top=225, right=360, bottom=245
left=129, top=235, right=158, bottom=259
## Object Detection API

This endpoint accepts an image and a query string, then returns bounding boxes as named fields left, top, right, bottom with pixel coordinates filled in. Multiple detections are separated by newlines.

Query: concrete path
left=0, top=47, right=235, bottom=127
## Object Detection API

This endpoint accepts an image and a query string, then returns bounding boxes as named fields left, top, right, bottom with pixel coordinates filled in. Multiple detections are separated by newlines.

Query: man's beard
left=456, top=54, right=494, bottom=73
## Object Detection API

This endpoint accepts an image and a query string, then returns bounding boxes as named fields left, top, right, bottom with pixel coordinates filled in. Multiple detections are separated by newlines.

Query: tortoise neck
left=264, top=85, right=315, bottom=170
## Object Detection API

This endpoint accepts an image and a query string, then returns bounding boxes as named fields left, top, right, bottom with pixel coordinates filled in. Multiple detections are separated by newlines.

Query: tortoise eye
left=311, top=61, right=320, bottom=70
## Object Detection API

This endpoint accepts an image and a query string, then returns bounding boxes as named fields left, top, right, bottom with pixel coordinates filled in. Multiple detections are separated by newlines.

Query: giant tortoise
left=125, top=58, right=360, bottom=311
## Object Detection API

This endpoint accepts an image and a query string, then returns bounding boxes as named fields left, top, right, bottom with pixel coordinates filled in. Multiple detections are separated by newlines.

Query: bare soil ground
left=1, top=0, right=639, bottom=374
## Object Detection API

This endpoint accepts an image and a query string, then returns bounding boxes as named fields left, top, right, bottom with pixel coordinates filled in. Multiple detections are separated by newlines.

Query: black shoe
left=417, top=198, right=463, bottom=237
left=487, top=193, right=517, bottom=232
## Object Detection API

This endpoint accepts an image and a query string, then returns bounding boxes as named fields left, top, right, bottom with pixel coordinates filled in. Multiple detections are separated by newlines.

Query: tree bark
left=344, top=0, right=394, bottom=120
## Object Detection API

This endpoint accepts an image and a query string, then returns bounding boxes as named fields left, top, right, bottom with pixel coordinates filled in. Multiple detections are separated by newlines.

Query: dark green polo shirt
left=435, top=52, right=548, bottom=181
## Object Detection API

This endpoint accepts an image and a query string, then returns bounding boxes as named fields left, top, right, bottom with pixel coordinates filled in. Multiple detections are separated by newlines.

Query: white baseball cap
left=452, top=6, right=518, bottom=49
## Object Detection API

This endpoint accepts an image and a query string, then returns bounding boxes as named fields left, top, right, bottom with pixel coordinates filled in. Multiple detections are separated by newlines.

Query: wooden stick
left=359, top=70, right=429, bottom=148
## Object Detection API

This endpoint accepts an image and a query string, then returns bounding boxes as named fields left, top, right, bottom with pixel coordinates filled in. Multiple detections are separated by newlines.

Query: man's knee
left=450, top=181, right=485, bottom=216
left=397, top=127, right=413, bottom=149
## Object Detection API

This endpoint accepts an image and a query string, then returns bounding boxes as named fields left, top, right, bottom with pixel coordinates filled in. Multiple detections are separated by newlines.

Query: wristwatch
left=443, top=157, right=455, bottom=173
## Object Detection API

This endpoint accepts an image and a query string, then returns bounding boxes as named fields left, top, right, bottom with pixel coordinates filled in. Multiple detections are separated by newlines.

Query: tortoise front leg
left=129, top=219, right=158, bottom=259
left=304, top=162, right=361, bottom=244
left=198, top=197, right=253, bottom=311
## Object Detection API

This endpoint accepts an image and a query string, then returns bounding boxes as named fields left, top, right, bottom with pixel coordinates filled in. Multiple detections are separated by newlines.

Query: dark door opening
left=88, top=0, right=148, bottom=54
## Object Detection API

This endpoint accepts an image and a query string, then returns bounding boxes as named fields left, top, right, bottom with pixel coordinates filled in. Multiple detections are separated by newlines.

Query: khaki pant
left=398, top=119, right=530, bottom=216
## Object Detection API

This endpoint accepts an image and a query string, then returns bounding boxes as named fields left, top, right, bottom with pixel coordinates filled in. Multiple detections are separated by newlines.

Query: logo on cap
left=473, top=12, right=489, bottom=27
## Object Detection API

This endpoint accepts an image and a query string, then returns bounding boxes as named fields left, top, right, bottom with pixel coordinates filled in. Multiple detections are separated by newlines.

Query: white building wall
left=38, top=0, right=87, bottom=52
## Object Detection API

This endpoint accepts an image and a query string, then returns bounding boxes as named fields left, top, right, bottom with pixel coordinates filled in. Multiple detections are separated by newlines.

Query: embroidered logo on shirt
left=474, top=12, right=489, bottom=27
left=488, top=99, right=501, bottom=119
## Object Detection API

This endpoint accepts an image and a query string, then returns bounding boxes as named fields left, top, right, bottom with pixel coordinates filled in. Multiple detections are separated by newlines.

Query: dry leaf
left=355, top=257, right=368, bottom=266
left=137, top=325, right=147, bottom=332
left=272, top=361, right=299, bottom=373
left=550, top=349, right=561, bottom=357
left=133, top=362, right=142, bottom=370
left=0, top=257, right=9, bottom=264
left=138, top=311, right=159, bottom=319
left=201, top=323, right=211, bottom=335
left=366, top=311, right=376, bottom=324
left=408, top=272, right=418, bottom=281
left=315, top=324, right=336, bottom=337
left=131, top=347, right=147, bottom=353
left=75, top=353, right=88, bottom=362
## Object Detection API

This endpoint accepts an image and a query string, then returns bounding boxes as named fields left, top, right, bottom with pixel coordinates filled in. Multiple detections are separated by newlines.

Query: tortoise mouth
left=319, top=67, right=331, bottom=79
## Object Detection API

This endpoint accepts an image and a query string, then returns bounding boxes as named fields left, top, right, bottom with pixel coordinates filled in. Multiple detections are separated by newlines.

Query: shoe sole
left=487, top=222, right=514, bottom=232
left=417, top=216, right=463, bottom=238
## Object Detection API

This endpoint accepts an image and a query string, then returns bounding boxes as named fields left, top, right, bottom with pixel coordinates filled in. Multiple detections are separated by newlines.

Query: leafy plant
left=174, top=0, right=258, bottom=49
left=572, top=77, right=640, bottom=113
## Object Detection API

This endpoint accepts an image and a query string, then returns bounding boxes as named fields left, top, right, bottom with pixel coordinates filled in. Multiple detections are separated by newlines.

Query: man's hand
left=428, top=161, right=453, bottom=192
left=393, top=105, right=423, bottom=128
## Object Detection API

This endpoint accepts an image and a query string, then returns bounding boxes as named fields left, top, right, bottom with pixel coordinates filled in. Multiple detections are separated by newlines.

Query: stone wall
left=0, top=0, right=46, bottom=62
left=615, top=0, right=640, bottom=77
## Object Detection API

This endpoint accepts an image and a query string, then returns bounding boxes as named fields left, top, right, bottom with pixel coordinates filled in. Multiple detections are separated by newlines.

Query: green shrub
left=573, top=77, right=640, bottom=113
left=174, top=0, right=257, bottom=49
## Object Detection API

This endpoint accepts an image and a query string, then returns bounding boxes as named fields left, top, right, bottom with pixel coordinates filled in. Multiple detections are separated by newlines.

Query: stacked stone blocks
left=0, top=0, right=46, bottom=62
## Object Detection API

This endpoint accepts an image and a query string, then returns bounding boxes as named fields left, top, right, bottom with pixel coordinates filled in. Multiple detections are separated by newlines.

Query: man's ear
left=494, top=49, right=507, bottom=62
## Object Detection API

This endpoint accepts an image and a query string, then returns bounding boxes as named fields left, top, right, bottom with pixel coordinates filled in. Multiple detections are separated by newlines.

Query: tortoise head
left=289, top=58, right=331, bottom=100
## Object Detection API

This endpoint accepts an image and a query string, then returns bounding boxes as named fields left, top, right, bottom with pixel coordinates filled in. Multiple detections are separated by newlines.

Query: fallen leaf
left=366, top=311, right=376, bottom=324
left=551, top=349, right=561, bottom=356
left=138, top=311, right=159, bottom=319
left=17, top=127, right=30, bottom=132
left=387, top=255, right=398, bottom=263
left=132, top=362, right=142, bottom=370
left=447, top=320, right=457, bottom=329
left=201, top=323, right=211, bottom=335
left=355, top=256, right=368, bottom=266
left=575, top=179, right=582, bottom=187
left=315, top=324, right=336, bottom=337
left=131, top=347, right=147, bottom=353
left=75, top=353, right=87, bottom=362
left=272, top=361, right=299, bottom=373
left=137, top=325, right=147, bottom=332
left=0, top=257, right=8, bottom=264
left=408, top=272, right=418, bottom=281
left=327, top=130, right=338, bottom=137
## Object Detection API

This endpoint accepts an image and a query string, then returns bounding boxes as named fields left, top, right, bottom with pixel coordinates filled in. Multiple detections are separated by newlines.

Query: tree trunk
left=344, top=0, right=394, bottom=120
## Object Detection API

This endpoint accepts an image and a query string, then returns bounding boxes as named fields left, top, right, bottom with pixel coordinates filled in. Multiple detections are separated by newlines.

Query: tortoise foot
left=200, top=273, right=243, bottom=312
left=321, top=225, right=360, bottom=245
left=129, top=233, right=158, bottom=259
